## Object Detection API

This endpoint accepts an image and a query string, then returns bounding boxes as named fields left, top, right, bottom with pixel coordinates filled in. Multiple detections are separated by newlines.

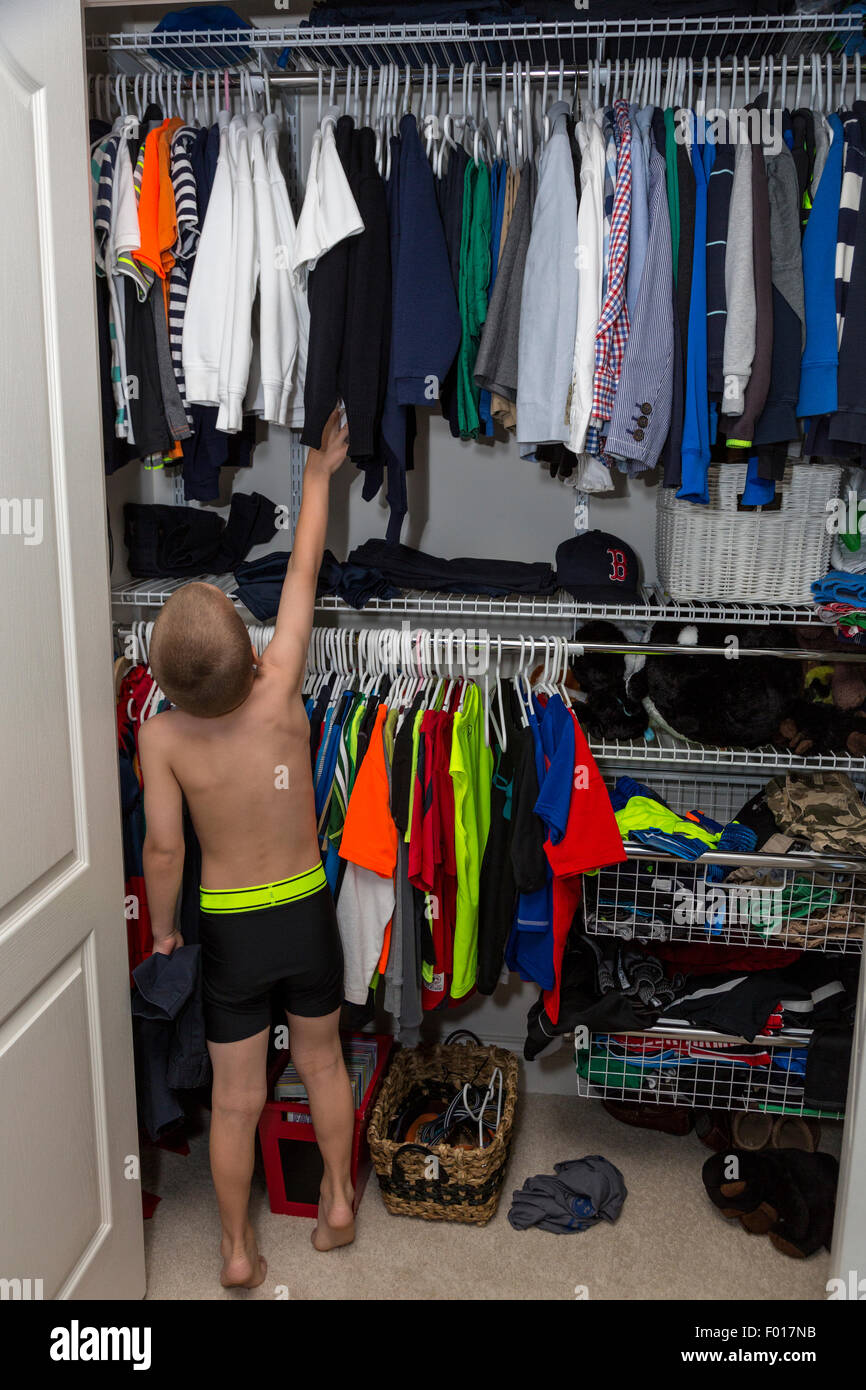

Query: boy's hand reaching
left=307, top=407, right=350, bottom=478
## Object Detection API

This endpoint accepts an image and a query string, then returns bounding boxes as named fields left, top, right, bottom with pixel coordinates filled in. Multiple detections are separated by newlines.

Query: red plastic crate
left=258, top=1033, right=393, bottom=1218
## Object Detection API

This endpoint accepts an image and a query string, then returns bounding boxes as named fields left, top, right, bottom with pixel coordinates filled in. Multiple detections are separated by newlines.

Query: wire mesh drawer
left=583, top=850, right=866, bottom=953
left=575, top=1029, right=840, bottom=1119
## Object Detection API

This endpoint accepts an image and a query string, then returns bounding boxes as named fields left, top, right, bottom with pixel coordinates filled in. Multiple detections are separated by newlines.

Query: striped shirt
left=168, top=125, right=201, bottom=419
left=835, top=112, right=864, bottom=349
left=706, top=141, right=735, bottom=399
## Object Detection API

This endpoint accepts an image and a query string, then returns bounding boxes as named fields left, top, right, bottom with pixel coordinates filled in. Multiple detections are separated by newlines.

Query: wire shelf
left=590, top=737, right=866, bottom=774
left=314, top=583, right=827, bottom=625
left=112, top=576, right=827, bottom=626
left=88, top=14, right=865, bottom=69
left=575, top=1028, right=841, bottom=1118
left=111, top=575, right=238, bottom=607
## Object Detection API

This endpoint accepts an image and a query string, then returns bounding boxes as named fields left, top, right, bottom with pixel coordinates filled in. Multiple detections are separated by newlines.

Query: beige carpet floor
left=141, top=1095, right=838, bottom=1301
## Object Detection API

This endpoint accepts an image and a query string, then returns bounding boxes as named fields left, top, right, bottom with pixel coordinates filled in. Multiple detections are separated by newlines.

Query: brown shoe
left=602, top=1100, right=693, bottom=1135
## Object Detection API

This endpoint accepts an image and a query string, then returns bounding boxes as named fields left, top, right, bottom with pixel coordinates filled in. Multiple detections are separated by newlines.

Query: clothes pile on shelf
left=532, top=930, right=857, bottom=1107
left=813, top=561, right=866, bottom=643
left=122, top=492, right=279, bottom=578
left=303, top=672, right=625, bottom=1038
left=572, top=618, right=866, bottom=755
left=233, top=538, right=558, bottom=616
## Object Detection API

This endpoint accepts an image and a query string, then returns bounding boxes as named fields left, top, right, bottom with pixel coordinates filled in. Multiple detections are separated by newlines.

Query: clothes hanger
left=794, top=54, right=804, bottom=110
left=540, top=61, right=550, bottom=145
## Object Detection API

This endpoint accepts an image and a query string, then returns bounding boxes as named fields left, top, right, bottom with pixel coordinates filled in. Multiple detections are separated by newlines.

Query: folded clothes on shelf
left=232, top=548, right=399, bottom=619
left=766, top=771, right=866, bottom=855
left=123, top=492, right=278, bottom=579
left=610, top=775, right=756, bottom=867
left=344, top=538, right=557, bottom=598
left=812, top=570, right=866, bottom=607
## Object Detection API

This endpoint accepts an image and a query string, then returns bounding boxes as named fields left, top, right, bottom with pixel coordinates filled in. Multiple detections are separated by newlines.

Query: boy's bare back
left=142, top=660, right=319, bottom=891
left=139, top=410, right=349, bottom=927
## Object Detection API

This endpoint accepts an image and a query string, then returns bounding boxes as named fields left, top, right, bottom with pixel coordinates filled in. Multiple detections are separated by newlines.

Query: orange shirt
left=135, top=118, right=182, bottom=281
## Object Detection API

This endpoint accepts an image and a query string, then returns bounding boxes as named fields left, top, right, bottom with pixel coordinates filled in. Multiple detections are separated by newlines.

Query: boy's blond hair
left=150, top=582, right=255, bottom=717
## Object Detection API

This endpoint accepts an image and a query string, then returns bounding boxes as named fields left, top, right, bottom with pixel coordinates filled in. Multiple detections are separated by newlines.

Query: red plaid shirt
left=591, top=99, right=632, bottom=426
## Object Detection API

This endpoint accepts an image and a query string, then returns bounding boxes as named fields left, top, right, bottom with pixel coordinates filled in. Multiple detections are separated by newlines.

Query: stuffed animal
left=630, top=622, right=802, bottom=746
left=569, top=621, right=648, bottom=739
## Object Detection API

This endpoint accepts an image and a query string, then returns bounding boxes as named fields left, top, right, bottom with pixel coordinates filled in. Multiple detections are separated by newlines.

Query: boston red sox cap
left=555, top=529, right=640, bottom=603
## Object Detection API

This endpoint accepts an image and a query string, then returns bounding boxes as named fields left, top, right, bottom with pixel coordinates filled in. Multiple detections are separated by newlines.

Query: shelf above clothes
left=112, top=576, right=829, bottom=626
left=87, top=13, right=866, bottom=70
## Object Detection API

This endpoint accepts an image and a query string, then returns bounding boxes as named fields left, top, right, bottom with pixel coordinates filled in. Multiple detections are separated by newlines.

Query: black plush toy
left=573, top=620, right=866, bottom=752
left=569, top=621, right=648, bottom=739
left=631, top=622, right=802, bottom=747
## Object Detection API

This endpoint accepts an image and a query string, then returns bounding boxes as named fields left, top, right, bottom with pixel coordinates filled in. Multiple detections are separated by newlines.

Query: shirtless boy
left=138, top=409, right=351, bottom=1289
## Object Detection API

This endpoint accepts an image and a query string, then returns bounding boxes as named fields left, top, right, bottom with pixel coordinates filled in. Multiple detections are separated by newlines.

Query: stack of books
left=274, top=1034, right=379, bottom=1110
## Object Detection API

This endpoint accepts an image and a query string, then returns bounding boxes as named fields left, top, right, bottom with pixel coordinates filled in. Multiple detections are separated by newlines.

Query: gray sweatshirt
left=721, top=132, right=756, bottom=417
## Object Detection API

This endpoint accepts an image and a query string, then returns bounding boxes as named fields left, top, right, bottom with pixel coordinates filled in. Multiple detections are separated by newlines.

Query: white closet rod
left=104, top=60, right=855, bottom=95
left=114, top=623, right=866, bottom=665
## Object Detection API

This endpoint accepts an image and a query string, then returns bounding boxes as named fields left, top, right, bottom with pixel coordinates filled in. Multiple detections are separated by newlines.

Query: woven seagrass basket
left=367, top=1038, right=518, bottom=1224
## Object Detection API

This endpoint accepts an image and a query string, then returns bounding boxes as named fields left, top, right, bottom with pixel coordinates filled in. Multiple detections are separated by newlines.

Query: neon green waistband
left=200, top=862, right=327, bottom=914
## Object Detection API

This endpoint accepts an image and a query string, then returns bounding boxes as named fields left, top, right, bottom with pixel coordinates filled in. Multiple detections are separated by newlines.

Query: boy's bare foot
left=220, top=1229, right=268, bottom=1289
left=312, top=1182, right=355, bottom=1251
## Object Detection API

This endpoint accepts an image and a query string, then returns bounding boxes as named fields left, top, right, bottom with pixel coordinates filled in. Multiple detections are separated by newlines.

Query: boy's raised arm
left=262, top=408, right=349, bottom=686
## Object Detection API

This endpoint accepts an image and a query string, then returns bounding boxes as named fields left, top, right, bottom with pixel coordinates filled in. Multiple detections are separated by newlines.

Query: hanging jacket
left=517, top=100, right=579, bottom=457
left=721, top=132, right=756, bottom=418
left=604, top=142, right=674, bottom=473
left=724, top=140, right=772, bottom=450
left=797, top=112, right=843, bottom=420
left=754, top=143, right=805, bottom=448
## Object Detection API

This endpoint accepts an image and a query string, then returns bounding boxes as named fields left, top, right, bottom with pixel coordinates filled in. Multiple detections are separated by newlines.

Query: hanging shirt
left=337, top=705, right=398, bottom=1005
left=449, top=684, right=493, bottom=999
left=588, top=99, right=632, bottom=447
left=540, top=704, right=628, bottom=1027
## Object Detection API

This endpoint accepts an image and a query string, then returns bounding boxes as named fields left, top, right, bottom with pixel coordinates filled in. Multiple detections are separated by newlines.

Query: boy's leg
left=286, top=1007, right=356, bottom=1250
left=207, top=1025, right=270, bottom=1287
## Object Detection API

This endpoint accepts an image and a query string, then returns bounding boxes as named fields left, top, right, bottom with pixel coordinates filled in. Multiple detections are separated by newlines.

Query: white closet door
left=0, top=0, right=144, bottom=1298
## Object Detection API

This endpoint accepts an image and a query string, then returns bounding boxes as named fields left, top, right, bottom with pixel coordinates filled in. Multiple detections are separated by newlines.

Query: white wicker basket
left=656, top=463, right=840, bottom=603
